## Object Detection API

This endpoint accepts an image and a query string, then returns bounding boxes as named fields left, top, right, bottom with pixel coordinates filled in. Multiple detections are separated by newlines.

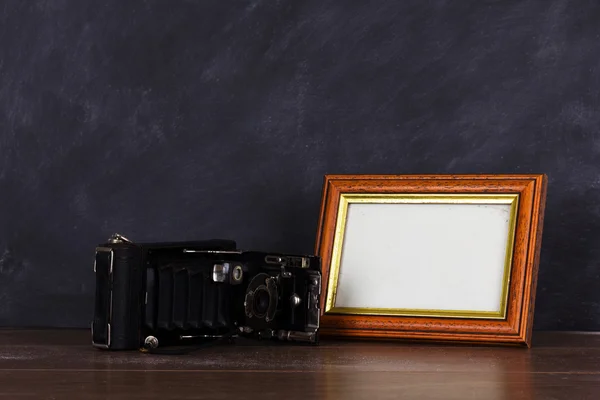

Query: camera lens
left=245, top=274, right=278, bottom=322
left=253, top=288, right=270, bottom=317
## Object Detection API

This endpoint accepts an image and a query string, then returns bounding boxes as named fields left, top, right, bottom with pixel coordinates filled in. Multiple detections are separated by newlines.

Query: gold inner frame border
left=324, top=193, right=520, bottom=319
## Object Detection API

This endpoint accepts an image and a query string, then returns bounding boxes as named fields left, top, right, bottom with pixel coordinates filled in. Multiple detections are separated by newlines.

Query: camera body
left=92, top=234, right=321, bottom=350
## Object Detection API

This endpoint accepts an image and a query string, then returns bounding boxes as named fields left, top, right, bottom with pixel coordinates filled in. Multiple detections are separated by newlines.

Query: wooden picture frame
left=315, top=174, right=547, bottom=347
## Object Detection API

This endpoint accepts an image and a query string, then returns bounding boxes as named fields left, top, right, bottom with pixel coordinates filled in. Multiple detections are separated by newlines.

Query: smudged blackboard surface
left=1, top=0, right=599, bottom=330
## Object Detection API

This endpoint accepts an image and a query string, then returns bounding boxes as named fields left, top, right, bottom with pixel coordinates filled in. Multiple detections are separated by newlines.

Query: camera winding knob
left=144, top=336, right=159, bottom=349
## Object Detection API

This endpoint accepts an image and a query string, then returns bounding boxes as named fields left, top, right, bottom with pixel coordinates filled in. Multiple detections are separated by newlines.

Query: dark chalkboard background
left=1, top=0, right=599, bottom=330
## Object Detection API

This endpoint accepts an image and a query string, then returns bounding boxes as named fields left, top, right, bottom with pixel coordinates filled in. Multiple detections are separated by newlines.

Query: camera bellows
left=157, top=268, right=173, bottom=330
left=172, top=269, right=188, bottom=328
left=146, top=265, right=231, bottom=331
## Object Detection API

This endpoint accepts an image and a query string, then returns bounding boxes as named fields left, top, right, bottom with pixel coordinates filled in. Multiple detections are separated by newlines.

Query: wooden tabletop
left=0, top=330, right=599, bottom=399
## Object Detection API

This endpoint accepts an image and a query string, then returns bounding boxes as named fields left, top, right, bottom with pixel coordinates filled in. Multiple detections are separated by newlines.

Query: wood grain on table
left=0, top=330, right=599, bottom=399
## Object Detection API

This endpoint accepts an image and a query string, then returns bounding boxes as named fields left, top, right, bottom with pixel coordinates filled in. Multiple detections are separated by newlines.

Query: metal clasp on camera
left=264, top=255, right=310, bottom=269
left=107, top=233, right=132, bottom=244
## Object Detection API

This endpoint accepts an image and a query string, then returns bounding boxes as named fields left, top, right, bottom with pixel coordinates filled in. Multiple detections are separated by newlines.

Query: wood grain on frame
left=315, top=174, right=548, bottom=346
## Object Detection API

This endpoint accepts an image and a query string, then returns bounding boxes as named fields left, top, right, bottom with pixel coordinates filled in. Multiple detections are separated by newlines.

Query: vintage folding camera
left=92, top=234, right=321, bottom=351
